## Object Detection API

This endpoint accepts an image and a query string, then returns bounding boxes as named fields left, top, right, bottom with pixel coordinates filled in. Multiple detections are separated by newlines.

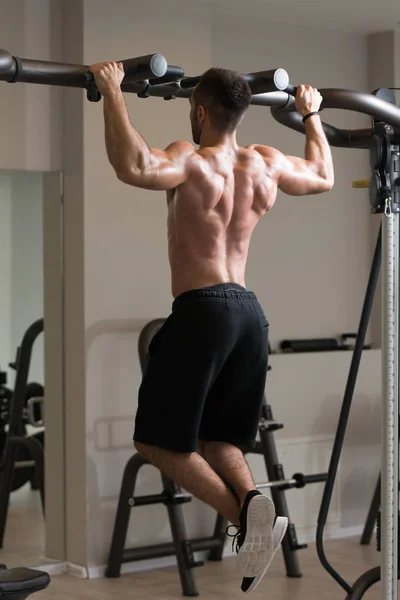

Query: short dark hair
left=193, top=67, right=252, bottom=133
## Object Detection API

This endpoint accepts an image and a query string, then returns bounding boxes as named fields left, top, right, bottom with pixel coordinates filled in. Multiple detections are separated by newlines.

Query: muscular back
left=167, top=146, right=277, bottom=298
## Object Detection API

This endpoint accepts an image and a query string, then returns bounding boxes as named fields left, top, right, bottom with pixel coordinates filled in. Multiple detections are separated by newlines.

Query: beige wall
left=0, top=0, right=62, bottom=171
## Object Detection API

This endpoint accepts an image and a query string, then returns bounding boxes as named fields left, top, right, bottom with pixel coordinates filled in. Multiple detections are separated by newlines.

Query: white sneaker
left=240, top=516, right=289, bottom=593
left=236, top=491, right=276, bottom=578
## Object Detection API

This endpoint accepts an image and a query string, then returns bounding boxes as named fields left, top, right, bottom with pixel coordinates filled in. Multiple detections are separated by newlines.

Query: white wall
left=78, top=0, right=381, bottom=571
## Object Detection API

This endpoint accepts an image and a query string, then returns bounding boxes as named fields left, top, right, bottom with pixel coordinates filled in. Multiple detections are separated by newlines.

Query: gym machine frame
left=269, top=88, right=400, bottom=600
left=0, top=319, right=45, bottom=548
left=1, top=47, right=399, bottom=600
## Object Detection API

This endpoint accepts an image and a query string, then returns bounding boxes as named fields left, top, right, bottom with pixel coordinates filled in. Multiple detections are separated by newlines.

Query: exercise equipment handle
left=180, top=68, right=295, bottom=96
left=244, top=69, right=289, bottom=94
left=0, top=49, right=168, bottom=88
left=120, top=54, right=168, bottom=82
left=147, top=65, right=185, bottom=86
left=270, top=87, right=400, bottom=149
left=285, top=83, right=298, bottom=97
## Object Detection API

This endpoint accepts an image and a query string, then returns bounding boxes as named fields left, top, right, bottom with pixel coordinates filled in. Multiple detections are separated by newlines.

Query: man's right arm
left=257, top=85, right=334, bottom=196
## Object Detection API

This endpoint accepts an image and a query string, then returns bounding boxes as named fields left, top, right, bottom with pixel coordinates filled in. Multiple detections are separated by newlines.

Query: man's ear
left=197, top=105, right=206, bottom=122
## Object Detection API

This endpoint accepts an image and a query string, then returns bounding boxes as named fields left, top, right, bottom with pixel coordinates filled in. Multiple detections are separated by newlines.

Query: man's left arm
left=103, top=90, right=194, bottom=190
left=90, top=61, right=194, bottom=191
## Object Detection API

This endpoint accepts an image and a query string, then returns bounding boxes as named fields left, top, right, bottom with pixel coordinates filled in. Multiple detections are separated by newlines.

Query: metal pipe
left=0, top=49, right=12, bottom=75
left=381, top=206, right=399, bottom=600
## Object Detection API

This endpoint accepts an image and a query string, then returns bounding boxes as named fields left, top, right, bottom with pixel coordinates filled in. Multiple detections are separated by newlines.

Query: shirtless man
left=90, top=62, right=334, bottom=592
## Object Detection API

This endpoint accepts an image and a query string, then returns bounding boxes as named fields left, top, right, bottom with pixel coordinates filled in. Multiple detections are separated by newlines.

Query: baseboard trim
left=26, top=562, right=68, bottom=576
left=87, top=551, right=210, bottom=579
left=83, top=525, right=367, bottom=579
left=67, top=563, right=89, bottom=578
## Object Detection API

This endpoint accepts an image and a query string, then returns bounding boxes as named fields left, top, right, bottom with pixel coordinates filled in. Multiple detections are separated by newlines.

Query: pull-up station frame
left=1, top=48, right=400, bottom=600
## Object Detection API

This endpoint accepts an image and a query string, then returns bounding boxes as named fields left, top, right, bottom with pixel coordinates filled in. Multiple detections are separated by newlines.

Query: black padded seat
left=0, top=567, right=50, bottom=597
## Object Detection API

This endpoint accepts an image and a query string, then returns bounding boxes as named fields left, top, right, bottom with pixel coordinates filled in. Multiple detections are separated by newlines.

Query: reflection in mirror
left=0, top=169, right=64, bottom=569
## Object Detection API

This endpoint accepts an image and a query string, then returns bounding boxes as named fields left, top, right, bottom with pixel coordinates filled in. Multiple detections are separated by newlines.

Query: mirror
left=0, top=169, right=64, bottom=568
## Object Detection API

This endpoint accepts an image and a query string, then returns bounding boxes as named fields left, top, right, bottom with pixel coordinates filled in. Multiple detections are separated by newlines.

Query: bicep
left=277, top=154, right=329, bottom=196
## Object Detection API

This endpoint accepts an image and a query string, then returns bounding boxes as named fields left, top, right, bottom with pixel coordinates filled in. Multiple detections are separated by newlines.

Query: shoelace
left=225, top=525, right=242, bottom=553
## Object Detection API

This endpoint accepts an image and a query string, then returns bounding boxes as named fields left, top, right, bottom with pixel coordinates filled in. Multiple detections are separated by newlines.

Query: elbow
left=322, top=177, right=334, bottom=192
left=317, top=175, right=334, bottom=193
left=115, top=167, right=141, bottom=186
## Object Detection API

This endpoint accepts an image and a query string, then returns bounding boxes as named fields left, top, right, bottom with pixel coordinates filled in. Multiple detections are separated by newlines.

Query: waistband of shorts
left=172, top=283, right=258, bottom=310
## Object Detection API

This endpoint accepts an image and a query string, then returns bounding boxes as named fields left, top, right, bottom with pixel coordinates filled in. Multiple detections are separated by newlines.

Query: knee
left=134, top=440, right=151, bottom=458
left=197, top=440, right=207, bottom=459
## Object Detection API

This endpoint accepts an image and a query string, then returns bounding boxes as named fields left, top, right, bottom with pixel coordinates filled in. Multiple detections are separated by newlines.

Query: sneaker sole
left=237, top=494, right=275, bottom=578
left=241, top=516, right=289, bottom=593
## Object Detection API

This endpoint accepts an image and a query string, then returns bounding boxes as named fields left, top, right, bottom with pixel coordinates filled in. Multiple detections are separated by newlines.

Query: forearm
left=103, top=89, right=151, bottom=176
left=304, top=116, right=334, bottom=183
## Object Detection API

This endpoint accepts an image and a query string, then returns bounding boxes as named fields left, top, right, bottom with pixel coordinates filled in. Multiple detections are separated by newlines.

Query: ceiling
left=198, top=0, right=400, bottom=34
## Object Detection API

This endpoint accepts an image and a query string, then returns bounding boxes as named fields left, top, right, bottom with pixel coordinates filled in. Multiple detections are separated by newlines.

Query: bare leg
left=204, top=441, right=256, bottom=508
left=134, top=441, right=242, bottom=525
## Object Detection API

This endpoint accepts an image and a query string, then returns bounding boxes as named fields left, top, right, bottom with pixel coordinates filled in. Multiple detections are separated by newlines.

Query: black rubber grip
left=122, top=54, right=168, bottom=81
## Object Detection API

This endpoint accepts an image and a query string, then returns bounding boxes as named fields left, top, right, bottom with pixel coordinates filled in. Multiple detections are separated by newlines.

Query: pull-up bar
left=0, top=49, right=295, bottom=102
left=0, top=49, right=171, bottom=101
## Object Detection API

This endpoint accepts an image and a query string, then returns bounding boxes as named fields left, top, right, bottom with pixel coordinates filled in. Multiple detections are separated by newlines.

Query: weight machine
left=0, top=46, right=399, bottom=600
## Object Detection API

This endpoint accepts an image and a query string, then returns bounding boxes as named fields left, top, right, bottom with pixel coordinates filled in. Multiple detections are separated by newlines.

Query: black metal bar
left=120, top=54, right=167, bottom=81
left=256, top=399, right=302, bottom=577
left=208, top=512, right=228, bottom=561
left=316, top=225, right=382, bottom=594
left=270, top=87, right=400, bottom=148
left=345, top=567, right=381, bottom=600
left=123, top=541, right=177, bottom=562
left=132, top=493, right=168, bottom=506
left=360, top=475, right=381, bottom=545
left=190, top=537, right=224, bottom=551
left=162, top=474, right=199, bottom=597
left=122, top=80, right=192, bottom=99
left=105, top=453, right=148, bottom=577
left=9, top=436, right=45, bottom=512
left=0, top=319, right=44, bottom=548
left=0, top=50, right=12, bottom=74
left=0, top=49, right=167, bottom=89
left=149, top=65, right=185, bottom=86
left=271, top=104, right=373, bottom=148
left=243, top=70, right=291, bottom=94
left=121, top=535, right=222, bottom=565
left=180, top=68, right=292, bottom=95
left=301, top=473, right=328, bottom=485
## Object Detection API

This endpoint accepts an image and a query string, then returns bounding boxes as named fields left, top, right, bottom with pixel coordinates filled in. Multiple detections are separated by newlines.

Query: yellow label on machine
left=352, top=179, right=370, bottom=188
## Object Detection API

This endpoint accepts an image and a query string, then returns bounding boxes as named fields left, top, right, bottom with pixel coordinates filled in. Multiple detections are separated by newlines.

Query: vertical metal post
left=381, top=192, right=399, bottom=600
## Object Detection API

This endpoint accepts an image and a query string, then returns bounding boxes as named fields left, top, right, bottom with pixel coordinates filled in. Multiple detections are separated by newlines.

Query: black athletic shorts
left=133, top=283, right=269, bottom=453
